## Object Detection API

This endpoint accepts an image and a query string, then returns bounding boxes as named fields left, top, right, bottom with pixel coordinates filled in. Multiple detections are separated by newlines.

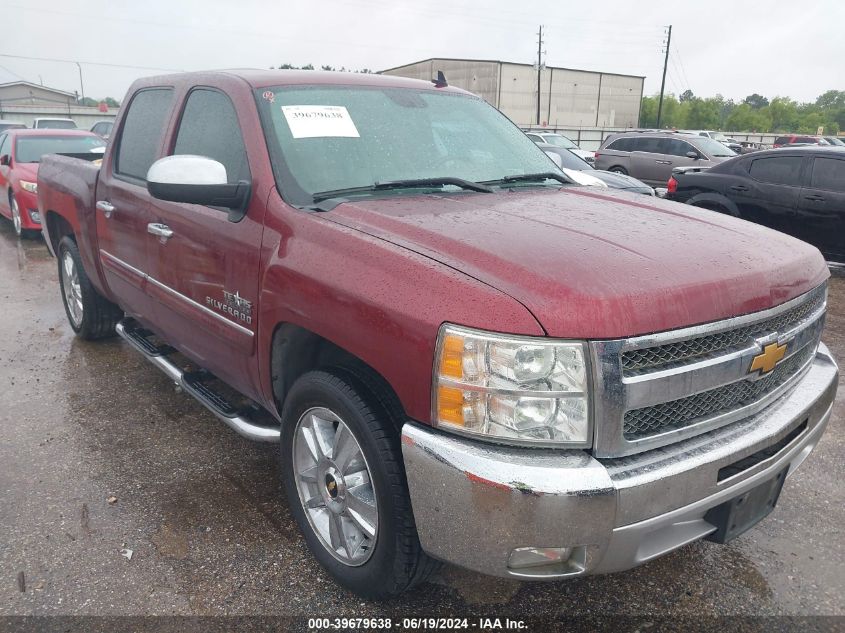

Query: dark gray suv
left=595, top=132, right=736, bottom=186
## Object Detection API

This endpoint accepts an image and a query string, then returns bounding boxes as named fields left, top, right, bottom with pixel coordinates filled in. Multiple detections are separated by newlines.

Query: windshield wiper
left=311, top=177, right=493, bottom=203
left=482, top=172, right=571, bottom=186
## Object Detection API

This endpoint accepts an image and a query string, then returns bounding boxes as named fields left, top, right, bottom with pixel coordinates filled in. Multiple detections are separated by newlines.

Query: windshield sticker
left=262, top=90, right=275, bottom=103
left=282, top=105, right=360, bottom=139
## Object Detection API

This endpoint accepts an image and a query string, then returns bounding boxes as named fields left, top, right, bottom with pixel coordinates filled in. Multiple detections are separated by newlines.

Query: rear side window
left=606, top=137, right=635, bottom=152
left=115, top=88, right=174, bottom=180
left=774, top=136, right=789, bottom=145
left=633, top=137, right=664, bottom=154
left=810, top=157, right=845, bottom=191
left=173, top=89, right=249, bottom=183
left=749, top=156, right=803, bottom=186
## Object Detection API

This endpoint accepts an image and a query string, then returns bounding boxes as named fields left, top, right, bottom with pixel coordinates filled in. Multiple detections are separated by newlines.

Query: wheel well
left=45, top=211, right=75, bottom=253
left=270, top=323, right=406, bottom=428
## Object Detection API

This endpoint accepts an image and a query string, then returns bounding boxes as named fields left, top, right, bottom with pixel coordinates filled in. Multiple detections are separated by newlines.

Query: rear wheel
left=58, top=236, right=123, bottom=340
left=281, top=370, right=437, bottom=598
left=609, top=166, right=628, bottom=175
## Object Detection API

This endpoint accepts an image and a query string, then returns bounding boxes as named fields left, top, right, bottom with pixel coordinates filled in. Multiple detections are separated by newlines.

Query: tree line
left=639, top=89, right=845, bottom=134
left=271, top=64, right=375, bottom=74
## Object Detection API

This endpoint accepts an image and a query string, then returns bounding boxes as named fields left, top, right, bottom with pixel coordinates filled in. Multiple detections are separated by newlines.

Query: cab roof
left=130, top=69, right=472, bottom=96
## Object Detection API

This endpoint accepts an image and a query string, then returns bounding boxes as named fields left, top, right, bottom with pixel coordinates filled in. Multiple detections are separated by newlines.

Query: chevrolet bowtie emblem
left=750, top=342, right=788, bottom=374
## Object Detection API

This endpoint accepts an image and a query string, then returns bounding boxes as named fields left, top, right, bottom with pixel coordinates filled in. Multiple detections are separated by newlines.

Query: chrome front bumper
left=401, top=343, right=838, bottom=579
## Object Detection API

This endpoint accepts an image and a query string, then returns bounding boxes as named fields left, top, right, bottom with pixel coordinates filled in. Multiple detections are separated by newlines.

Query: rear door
left=629, top=136, right=673, bottom=185
left=739, top=154, right=804, bottom=230
left=96, top=88, right=174, bottom=320
left=146, top=87, right=262, bottom=395
left=797, top=154, right=845, bottom=258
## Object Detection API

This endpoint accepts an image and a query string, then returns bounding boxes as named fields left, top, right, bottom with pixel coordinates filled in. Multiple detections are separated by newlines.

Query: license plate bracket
left=704, top=468, right=788, bottom=544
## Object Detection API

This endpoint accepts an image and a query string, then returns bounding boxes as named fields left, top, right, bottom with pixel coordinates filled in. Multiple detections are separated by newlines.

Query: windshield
left=257, top=85, right=559, bottom=205
left=541, top=134, right=578, bottom=149
left=36, top=119, right=77, bottom=129
left=15, top=135, right=106, bottom=163
left=695, top=136, right=736, bottom=157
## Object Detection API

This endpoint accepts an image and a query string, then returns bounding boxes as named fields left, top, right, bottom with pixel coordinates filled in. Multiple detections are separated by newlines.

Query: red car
left=0, top=129, right=105, bottom=238
left=772, top=134, right=830, bottom=148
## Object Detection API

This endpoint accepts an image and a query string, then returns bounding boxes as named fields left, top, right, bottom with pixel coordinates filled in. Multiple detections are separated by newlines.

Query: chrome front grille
left=623, top=343, right=816, bottom=440
left=591, top=284, right=828, bottom=458
left=621, top=285, right=827, bottom=375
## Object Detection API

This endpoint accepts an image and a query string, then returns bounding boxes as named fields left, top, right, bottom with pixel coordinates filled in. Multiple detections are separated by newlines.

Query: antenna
left=432, top=70, right=448, bottom=88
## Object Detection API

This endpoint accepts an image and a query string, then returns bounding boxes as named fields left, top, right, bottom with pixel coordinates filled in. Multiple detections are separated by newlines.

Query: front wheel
left=58, top=236, right=123, bottom=340
left=10, top=195, right=22, bottom=237
left=281, top=370, right=437, bottom=598
left=608, top=166, right=628, bottom=175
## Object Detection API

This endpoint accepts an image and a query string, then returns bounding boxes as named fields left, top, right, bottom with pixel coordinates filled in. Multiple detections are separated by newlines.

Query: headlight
left=433, top=324, right=591, bottom=447
left=20, top=180, right=37, bottom=194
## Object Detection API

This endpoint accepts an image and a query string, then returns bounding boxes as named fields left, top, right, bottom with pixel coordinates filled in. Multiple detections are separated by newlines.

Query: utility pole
left=75, top=62, right=85, bottom=104
left=536, top=25, right=544, bottom=126
left=656, top=25, right=672, bottom=128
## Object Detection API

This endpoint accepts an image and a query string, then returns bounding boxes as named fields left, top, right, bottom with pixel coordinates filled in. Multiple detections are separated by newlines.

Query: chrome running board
left=116, top=319, right=280, bottom=443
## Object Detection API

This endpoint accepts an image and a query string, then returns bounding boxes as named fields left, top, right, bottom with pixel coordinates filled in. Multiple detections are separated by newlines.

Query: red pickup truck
left=37, top=70, right=838, bottom=598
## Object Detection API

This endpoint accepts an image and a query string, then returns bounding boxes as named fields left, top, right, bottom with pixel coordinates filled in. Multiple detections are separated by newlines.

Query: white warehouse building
left=381, top=58, right=644, bottom=129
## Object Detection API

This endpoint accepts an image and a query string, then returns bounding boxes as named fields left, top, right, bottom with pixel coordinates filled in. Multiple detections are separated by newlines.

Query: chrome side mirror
left=146, top=155, right=250, bottom=221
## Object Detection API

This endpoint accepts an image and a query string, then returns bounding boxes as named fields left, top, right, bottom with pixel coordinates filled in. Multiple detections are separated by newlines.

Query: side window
left=173, top=89, right=249, bottom=183
left=116, top=88, right=174, bottom=180
left=611, top=138, right=631, bottom=151
left=810, top=158, right=845, bottom=192
left=526, top=134, right=541, bottom=143
left=0, top=134, right=8, bottom=158
left=658, top=139, right=694, bottom=157
left=636, top=137, right=664, bottom=154
left=749, top=156, right=803, bottom=186
left=774, top=136, right=788, bottom=146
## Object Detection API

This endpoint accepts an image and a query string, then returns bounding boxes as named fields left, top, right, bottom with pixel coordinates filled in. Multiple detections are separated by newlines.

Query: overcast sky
left=1, top=0, right=842, bottom=104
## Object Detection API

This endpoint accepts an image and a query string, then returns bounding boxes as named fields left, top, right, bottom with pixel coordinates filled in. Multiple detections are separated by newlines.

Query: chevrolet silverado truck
left=37, top=70, right=838, bottom=598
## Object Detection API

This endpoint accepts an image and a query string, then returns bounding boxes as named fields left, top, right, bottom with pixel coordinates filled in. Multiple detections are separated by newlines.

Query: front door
left=145, top=88, right=262, bottom=397
left=96, top=88, right=175, bottom=320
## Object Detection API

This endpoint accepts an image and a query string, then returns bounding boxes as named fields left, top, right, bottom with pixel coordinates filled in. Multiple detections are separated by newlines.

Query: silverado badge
left=206, top=290, right=253, bottom=325
left=749, top=341, right=787, bottom=375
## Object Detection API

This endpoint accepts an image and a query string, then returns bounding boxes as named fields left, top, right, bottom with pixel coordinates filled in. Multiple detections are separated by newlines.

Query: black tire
left=280, top=369, right=438, bottom=599
left=57, top=236, right=123, bottom=340
left=609, top=166, right=628, bottom=175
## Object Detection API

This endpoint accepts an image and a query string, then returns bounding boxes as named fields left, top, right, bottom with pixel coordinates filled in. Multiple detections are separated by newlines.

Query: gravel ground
left=0, top=223, right=842, bottom=632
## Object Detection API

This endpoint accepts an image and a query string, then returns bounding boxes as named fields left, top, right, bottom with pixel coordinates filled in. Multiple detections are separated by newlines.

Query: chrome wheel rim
left=293, top=407, right=378, bottom=566
left=11, top=197, right=21, bottom=236
left=61, top=251, right=83, bottom=327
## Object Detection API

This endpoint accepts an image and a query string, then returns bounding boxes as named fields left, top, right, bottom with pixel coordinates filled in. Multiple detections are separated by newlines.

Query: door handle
left=804, top=194, right=825, bottom=202
left=655, top=160, right=672, bottom=165
left=96, top=200, right=115, bottom=219
left=729, top=185, right=748, bottom=192
left=147, top=223, right=173, bottom=240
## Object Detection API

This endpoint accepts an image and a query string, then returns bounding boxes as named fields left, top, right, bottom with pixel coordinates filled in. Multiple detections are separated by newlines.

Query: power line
left=673, top=46, right=693, bottom=93
left=0, top=52, right=182, bottom=73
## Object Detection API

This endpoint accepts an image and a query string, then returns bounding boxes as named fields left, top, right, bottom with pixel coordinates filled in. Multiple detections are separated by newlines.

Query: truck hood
left=326, top=187, right=828, bottom=339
